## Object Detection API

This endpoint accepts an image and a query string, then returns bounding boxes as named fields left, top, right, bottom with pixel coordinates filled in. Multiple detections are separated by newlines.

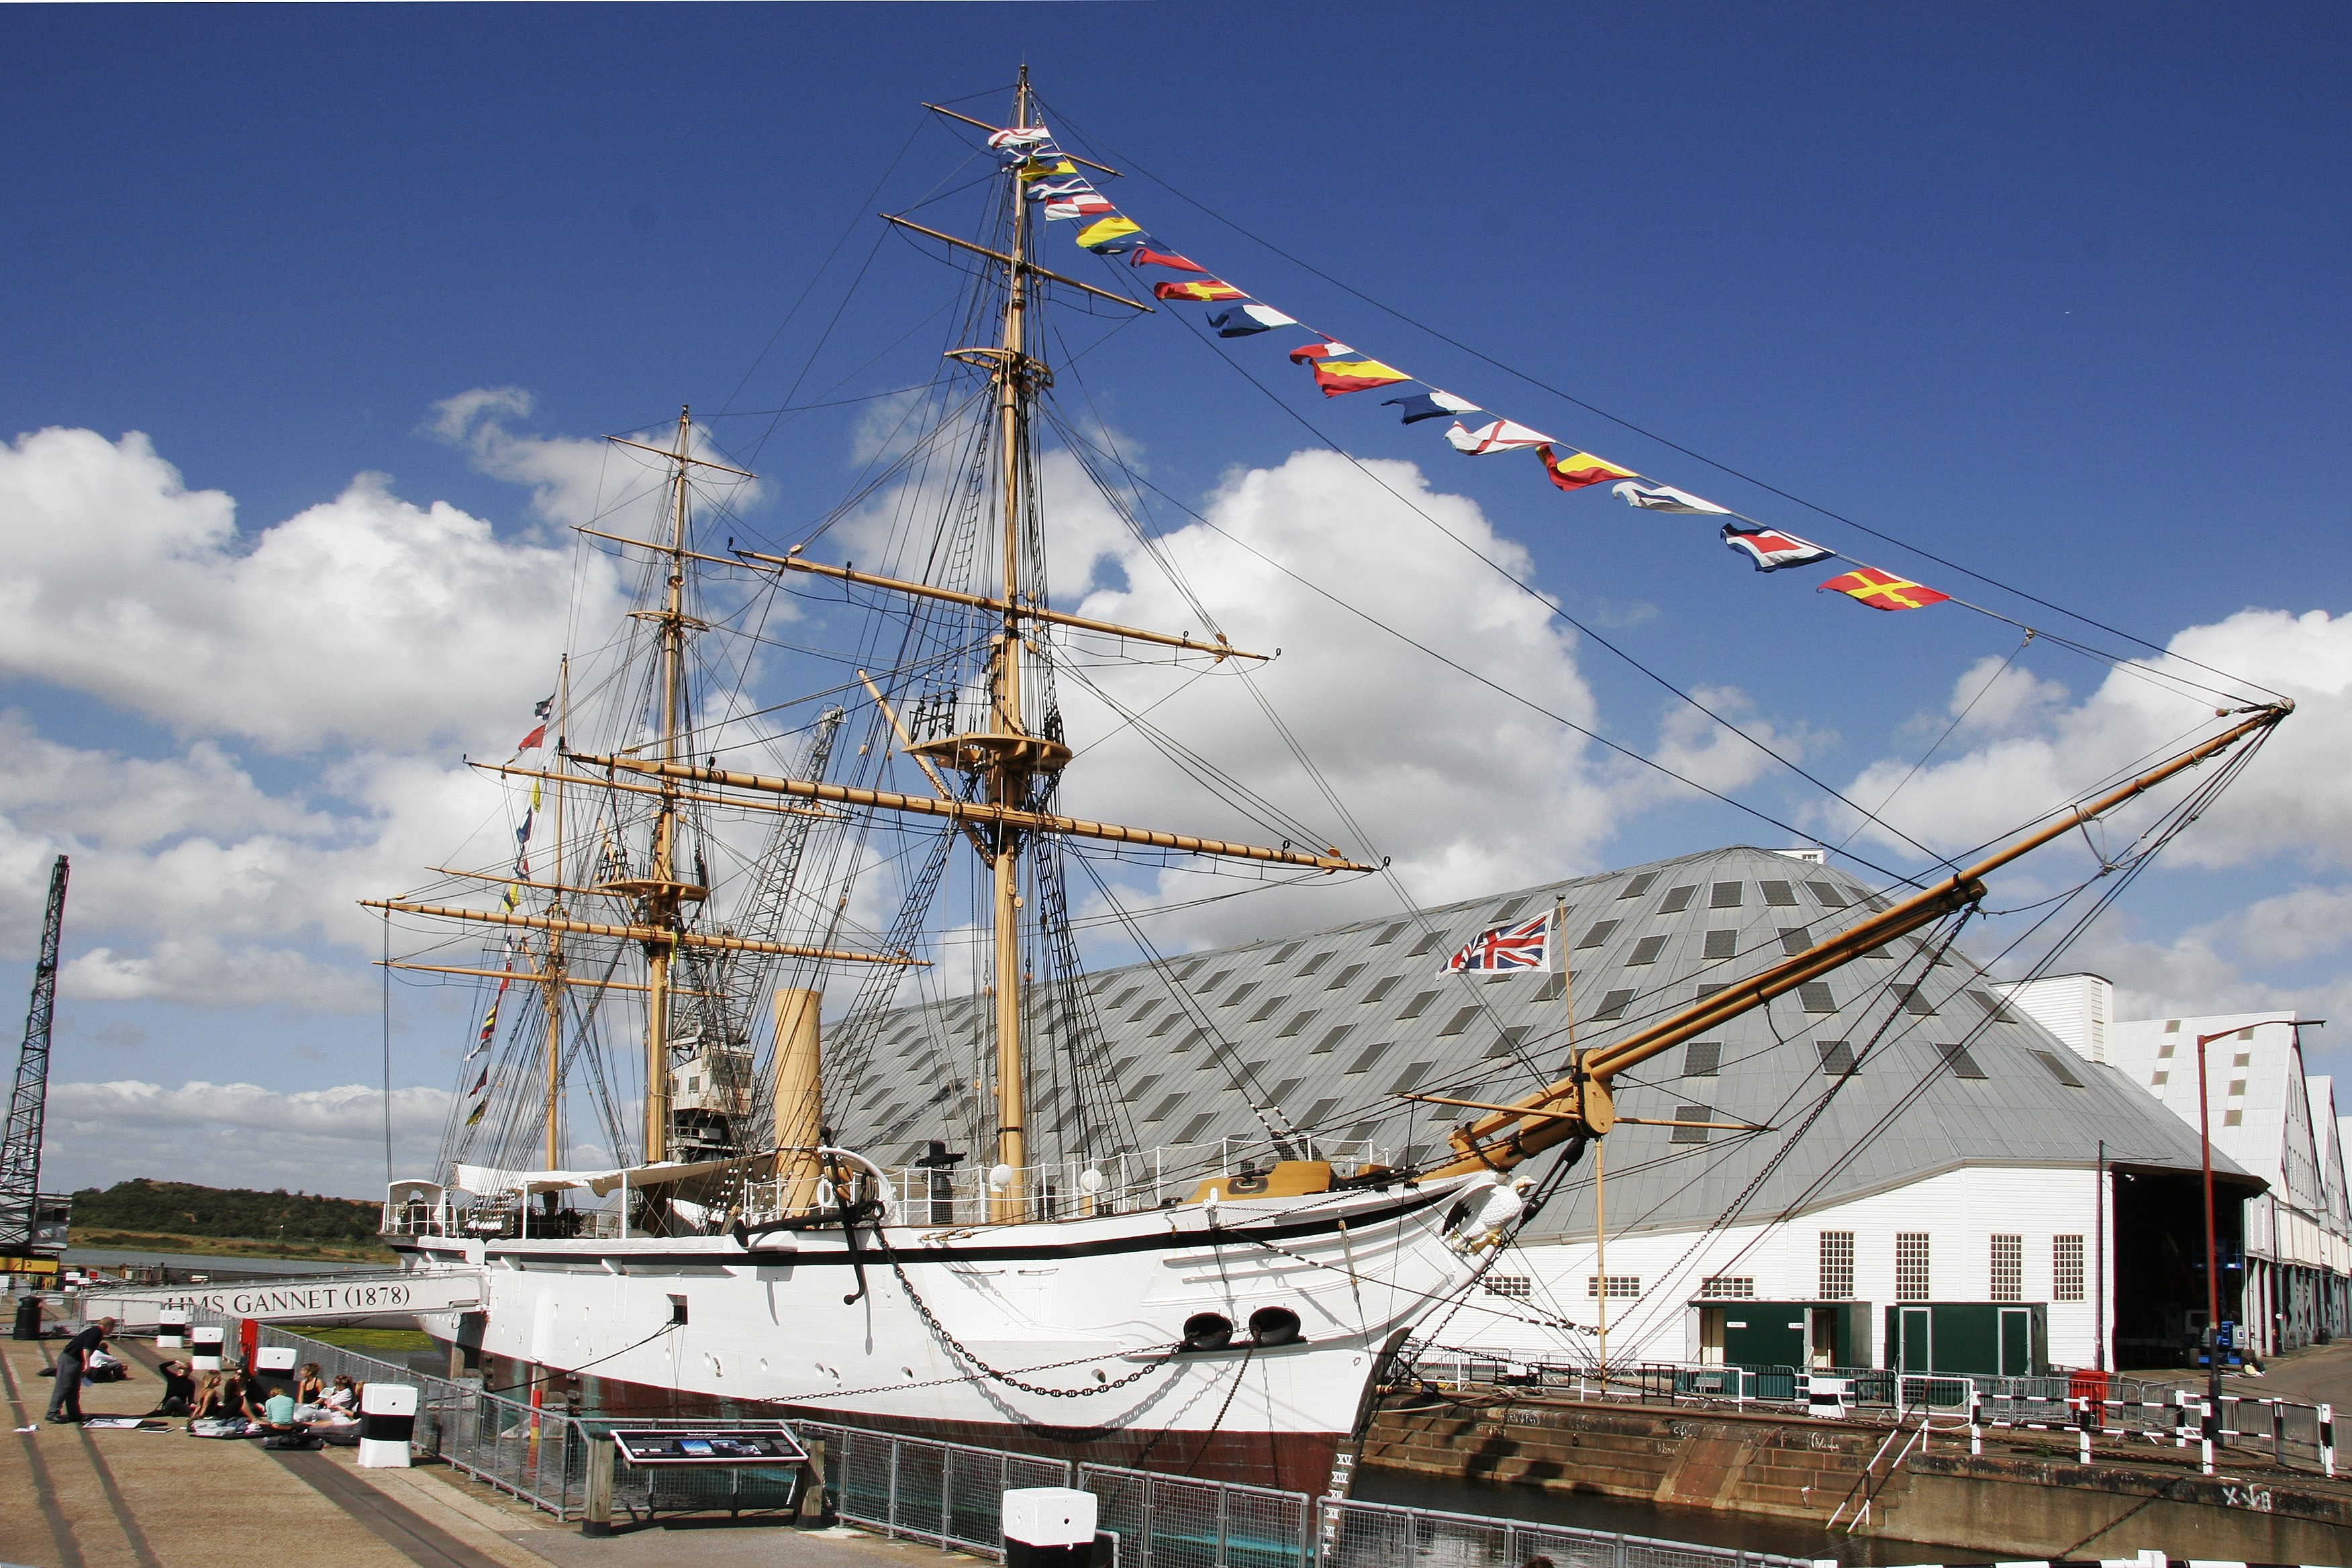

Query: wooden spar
left=358, top=900, right=922, bottom=965
left=471, top=761, right=836, bottom=820
left=375, top=959, right=716, bottom=997
left=1420, top=704, right=2289, bottom=1179
left=920, top=101, right=1122, bottom=177
left=601, top=434, right=755, bottom=477
left=1400, top=1092, right=1763, bottom=1131
left=734, top=549, right=1263, bottom=661
left=881, top=214, right=1150, bottom=312
left=565, top=750, right=1376, bottom=872
left=424, top=866, right=708, bottom=903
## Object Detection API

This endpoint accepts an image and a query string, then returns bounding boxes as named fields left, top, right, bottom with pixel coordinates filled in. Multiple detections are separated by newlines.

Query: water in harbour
left=64, top=1246, right=356, bottom=1277
left=1354, top=1466, right=1977, bottom=1566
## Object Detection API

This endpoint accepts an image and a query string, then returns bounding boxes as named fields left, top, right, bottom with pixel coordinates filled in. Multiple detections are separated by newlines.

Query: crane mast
left=0, top=854, right=68, bottom=1266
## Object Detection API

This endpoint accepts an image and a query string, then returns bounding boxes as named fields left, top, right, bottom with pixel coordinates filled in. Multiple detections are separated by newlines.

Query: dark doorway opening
left=2112, top=1167, right=2253, bottom=1370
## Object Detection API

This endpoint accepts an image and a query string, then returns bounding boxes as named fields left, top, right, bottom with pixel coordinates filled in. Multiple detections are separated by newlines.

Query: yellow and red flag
left=1535, top=444, right=1637, bottom=491
left=1817, top=567, right=1950, bottom=611
left=1308, top=354, right=1411, bottom=396
left=1152, top=279, right=1248, bottom=302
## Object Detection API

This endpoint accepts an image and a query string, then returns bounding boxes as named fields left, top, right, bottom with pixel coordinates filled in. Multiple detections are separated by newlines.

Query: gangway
left=77, top=1267, right=483, bottom=1328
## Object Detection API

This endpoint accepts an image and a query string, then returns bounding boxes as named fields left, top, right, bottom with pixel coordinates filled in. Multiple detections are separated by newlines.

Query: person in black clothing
left=149, top=1359, right=197, bottom=1417
left=46, top=1316, right=117, bottom=1424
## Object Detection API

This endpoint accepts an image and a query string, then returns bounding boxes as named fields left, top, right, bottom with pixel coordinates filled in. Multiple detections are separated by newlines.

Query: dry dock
left=0, top=1334, right=963, bottom=1568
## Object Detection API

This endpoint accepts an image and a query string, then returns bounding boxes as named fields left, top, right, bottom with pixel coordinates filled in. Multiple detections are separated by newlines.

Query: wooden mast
left=644, top=407, right=693, bottom=1164
left=988, top=66, right=1038, bottom=1223
left=542, top=656, right=567, bottom=1176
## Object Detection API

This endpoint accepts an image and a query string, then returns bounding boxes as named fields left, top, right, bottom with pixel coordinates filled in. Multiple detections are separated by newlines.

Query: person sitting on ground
left=187, top=1370, right=227, bottom=1426
left=219, top=1361, right=266, bottom=1422
left=83, top=1344, right=129, bottom=1383
left=295, top=1362, right=325, bottom=1406
left=256, top=1384, right=301, bottom=1436
left=321, top=1372, right=359, bottom=1413
left=150, top=1359, right=197, bottom=1417
left=45, top=1316, right=116, bottom=1424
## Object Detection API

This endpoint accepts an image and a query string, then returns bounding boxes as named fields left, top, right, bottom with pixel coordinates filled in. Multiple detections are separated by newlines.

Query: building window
left=1699, top=1276, right=1755, bottom=1299
left=1577, top=920, right=1619, bottom=950
left=1671, top=1105, right=1711, bottom=1144
left=1937, top=1042, right=1988, bottom=1080
left=1702, top=930, right=1738, bottom=960
left=1896, top=1232, right=1930, bottom=1300
left=1657, top=884, right=1698, bottom=914
left=1710, top=881, right=1743, bottom=909
left=2224, top=1110, right=2243, bottom=1127
left=1297, top=951, right=1334, bottom=977
left=2032, top=1050, right=2084, bottom=1089
left=1587, top=1275, right=1642, bottom=1299
left=1820, top=1231, right=1855, bottom=1299
left=1817, top=1040, right=1857, bottom=1075
left=1592, top=989, right=1635, bottom=1021
left=1760, top=880, right=1799, bottom=907
left=1800, top=983, right=1837, bottom=1014
left=1438, top=1006, right=1479, bottom=1036
left=2157, top=1040, right=2175, bottom=1059
left=1398, top=990, right=1438, bottom=1020
left=1483, top=1275, right=1531, bottom=1299
left=2054, top=1235, right=2085, bottom=1302
left=2151, top=1071, right=2169, bottom=1085
left=1328, top=963, right=1365, bottom=991
left=1408, top=930, right=1443, bottom=957
left=1364, top=975, right=1401, bottom=1003
left=1682, top=1041, right=1722, bottom=1077
left=1807, top=880, right=1848, bottom=908
left=1990, top=1234, right=2022, bottom=1301
left=1780, top=927, right=1814, bottom=956
left=1628, top=935, right=1669, bottom=966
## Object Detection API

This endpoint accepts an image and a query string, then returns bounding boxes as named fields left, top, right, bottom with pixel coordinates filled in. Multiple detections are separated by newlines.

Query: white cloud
left=1036, top=450, right=1796, bottom=942
left=42, top=1079, right=452, bottom=1199
left=1829, top=609, right=2352, bottom=872
left=0, top=425, right=623, bottom=754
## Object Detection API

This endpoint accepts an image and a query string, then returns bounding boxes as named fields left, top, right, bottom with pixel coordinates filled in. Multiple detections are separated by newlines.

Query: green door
left=1999, top=1308, right=2035, bottom=1375
left=1722, top=1304, right=1807, bottom=1368
left=1898, top=1306, right=1931, bottom=1373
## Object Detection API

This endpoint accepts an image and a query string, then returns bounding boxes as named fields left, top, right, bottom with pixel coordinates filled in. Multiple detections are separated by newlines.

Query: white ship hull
left=397, top=1174, right=1487, bottom=1491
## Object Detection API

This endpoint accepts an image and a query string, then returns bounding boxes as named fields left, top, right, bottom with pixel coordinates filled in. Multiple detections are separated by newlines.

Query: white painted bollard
left=357, top=1383, right=418, bottom=1469
left=190, top=1324, right=223, bottom=1373
left=2323, top=1402, right=2336, bottom=1479
left=156, top=1309, right=187, bottom=1350
left=1002, top=1486, right=1098, bottom=1568
left=2200, top=1398, right=2216, bottom=1476
left=1969, top=1389, right=1983, bottom=1456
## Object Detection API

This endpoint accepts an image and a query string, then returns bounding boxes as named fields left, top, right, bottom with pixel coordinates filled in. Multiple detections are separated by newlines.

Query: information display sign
left=609, top=1425, right=809, bottom=1467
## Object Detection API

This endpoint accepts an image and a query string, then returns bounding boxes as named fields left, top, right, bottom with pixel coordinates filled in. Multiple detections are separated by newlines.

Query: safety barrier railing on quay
left=1400, top=1344, right=2340, bottom=1481
left=145, top=1322, right=1814, bottom=1567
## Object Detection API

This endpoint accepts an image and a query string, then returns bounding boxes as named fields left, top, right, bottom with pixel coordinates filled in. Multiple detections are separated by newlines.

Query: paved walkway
left=0, top=1332, right=961, bottom=1568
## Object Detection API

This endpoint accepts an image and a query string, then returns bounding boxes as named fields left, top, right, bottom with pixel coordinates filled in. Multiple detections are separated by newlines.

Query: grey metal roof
left=825, top=845, right=2246, bottom=1240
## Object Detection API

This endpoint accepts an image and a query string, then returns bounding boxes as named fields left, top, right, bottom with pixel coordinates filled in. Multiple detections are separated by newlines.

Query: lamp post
left=2193, top=1028, right=2243, bottom=1450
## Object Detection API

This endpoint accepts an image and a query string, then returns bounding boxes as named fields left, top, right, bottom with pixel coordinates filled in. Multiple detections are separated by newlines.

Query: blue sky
left=2, top=3, right=2347, bottom=1195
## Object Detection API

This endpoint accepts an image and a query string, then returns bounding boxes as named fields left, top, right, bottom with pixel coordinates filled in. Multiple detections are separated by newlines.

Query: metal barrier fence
left=249, top=1324, right=798, bottom=1520
left=1319, top=1497, right=1808, bottom=1568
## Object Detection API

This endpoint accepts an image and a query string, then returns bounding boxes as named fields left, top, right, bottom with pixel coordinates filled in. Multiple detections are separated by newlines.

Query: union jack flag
left=1442, top=915, right=1553, bottom=974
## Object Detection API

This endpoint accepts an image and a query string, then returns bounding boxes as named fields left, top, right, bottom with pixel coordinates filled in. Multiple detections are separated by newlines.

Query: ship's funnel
left=771, top=988, right=824, bottom=1212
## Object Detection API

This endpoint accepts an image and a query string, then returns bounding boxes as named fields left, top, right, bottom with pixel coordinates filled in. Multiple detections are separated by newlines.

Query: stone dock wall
left=1363, top=1396, right=2352, bottom=1561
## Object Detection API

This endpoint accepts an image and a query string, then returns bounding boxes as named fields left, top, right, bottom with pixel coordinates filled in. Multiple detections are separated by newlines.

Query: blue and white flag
left=1382, top=390, right=1482, bottom=425
left=1613, top=481, right=1732, bottom=516
left=1205, top=303, right=1298, bottom=338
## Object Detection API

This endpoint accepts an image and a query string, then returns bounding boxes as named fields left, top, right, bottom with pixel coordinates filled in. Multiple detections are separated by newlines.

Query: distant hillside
left=68, top=1179, right=383, bottom=1244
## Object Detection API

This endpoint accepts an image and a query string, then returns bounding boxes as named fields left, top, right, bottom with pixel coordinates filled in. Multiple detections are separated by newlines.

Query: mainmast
left=542, top=656, right=568, bottom=1175
left=987, top=66, right=1042, bottom=1222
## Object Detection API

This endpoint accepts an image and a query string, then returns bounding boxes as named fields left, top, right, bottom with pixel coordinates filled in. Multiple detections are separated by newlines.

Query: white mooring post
left=190, top=1324, right=223, bottom=1373
left=2323, top=1403, right=2337, bottom=1479
left=358, top=1383, right=419, bottom=1469
left=156, top=1309, right=187, bottom=1350
left=1002, top=1487, right=1098, bottom=1568
left=2199, top=1398, right=2216, bottom=1476
left=1968, top=1389, right=1983, bottom=1456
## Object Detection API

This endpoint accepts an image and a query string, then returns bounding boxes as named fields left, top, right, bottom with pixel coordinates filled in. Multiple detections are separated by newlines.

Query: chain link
left=878, top=1239, right=1178, bottom=1398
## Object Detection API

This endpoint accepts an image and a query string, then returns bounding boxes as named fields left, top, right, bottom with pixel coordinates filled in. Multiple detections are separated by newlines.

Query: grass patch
left=73, top=1229, right=399, bottom=1264
left=301, top=1326, right=436, bottom=1354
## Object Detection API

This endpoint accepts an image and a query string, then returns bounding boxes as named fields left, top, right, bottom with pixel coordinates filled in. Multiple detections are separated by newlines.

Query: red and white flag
left=1442, top=915, right=1553, bottom=974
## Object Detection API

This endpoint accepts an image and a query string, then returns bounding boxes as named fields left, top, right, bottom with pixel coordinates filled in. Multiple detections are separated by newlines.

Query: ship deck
left=0, top=1330, right=967, bottom=1568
